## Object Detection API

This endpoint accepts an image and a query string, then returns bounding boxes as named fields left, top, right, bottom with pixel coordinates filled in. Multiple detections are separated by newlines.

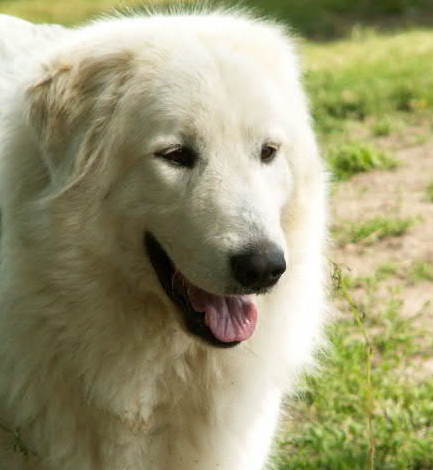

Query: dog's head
left=21, top=14, right=319, bottom=347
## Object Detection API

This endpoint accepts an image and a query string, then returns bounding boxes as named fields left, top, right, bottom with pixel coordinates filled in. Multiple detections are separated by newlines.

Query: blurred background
left=1, top=0, right=433, bottom=38
left=2, top=1, right=432, bottom=468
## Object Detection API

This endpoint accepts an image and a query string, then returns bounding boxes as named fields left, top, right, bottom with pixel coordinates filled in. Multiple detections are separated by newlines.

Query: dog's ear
left=26, top=50, right=134, bottom=192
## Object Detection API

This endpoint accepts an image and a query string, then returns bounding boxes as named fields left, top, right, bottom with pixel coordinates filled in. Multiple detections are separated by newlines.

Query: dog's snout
left=230, top=243, right=286, bottom=290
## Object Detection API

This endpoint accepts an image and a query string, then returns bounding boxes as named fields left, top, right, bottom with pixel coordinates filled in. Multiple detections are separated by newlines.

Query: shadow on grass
left=236, top=0, right=433, bottom=39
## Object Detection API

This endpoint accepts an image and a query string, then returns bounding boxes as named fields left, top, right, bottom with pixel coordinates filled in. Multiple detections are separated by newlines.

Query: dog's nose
left=230, top=243, right=286, bottom=290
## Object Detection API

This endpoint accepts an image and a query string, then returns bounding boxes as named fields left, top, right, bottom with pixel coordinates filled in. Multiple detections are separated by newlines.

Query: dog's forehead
left=131, top=44, right=287, bottom=142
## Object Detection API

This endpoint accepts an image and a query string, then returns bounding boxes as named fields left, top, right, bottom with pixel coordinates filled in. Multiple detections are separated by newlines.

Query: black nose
left=230, top=243, right=286, bottom=290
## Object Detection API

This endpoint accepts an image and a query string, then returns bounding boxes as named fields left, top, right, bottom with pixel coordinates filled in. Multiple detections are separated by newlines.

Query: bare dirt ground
left=331, top=137, right=433, bottom=374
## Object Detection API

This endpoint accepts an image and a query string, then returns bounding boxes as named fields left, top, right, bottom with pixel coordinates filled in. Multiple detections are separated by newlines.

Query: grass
left=303, top=30, right=433, bottom=139
left=275, top=282, right=433, bottom=469
left=328, top=142, right=398, bottom=181
left=371, top=120, right=392, bottom=137
left=408, top=261, right=433, bottom=282
left=241, top=0, right=433, bottom=38
left=300, top=29, right=433, bottom=181
left=2, top=0, right=432, bottom=37
left=336, top=216, right=417, bottom=245
left=346, top=263, right=401, bottom=289
left=346, top=260, right=433, bottom=288
left=371, top=118, right=398, bottom=137
left=375, top=262, right=399, bottom=279
left=0, top=0, right=146, bottom=25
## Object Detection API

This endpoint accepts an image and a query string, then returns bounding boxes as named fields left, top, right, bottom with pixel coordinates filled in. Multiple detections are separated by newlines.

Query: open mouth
left=144, top=232, right=258, bottom=348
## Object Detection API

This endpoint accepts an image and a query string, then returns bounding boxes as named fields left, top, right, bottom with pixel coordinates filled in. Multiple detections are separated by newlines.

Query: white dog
left=0, top=9, right=327, bottom=470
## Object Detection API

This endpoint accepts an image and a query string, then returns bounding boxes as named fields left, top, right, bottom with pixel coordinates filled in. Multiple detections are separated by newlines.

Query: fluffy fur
left=0, top=9, right=327, bottom=470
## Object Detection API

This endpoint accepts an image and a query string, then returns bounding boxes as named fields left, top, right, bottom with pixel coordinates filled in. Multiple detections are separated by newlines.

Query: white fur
left=0, top=10, right=327, bottom=470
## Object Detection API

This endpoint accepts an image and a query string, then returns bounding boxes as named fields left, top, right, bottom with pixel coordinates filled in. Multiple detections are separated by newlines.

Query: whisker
left=171, top=270, right=182, bottom=293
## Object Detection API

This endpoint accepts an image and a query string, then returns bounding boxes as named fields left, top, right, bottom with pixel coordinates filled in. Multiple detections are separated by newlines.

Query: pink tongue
left=187, top=286, right=258, bottom=343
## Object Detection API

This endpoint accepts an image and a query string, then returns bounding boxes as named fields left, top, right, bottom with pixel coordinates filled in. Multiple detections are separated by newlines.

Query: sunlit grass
left=408, top=261, right=433, bottom=282
left=275, top=271, right=433, bottom=470
left=327, top=141, right=398, bottom=181
left=371, top=118, right=399, bottom=137
left=303, top=30, right=433, bottom=139
left=0, top=0, right=173, bottom=25
left=336, top=216, right=417, bottom=245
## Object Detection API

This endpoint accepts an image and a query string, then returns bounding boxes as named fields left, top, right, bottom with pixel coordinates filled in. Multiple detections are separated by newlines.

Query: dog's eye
left=155, top=146, right=197, bottom=168
left=260, top=145, right=278, bottom=163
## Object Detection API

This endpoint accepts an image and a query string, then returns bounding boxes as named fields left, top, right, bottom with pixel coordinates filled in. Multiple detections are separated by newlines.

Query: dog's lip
left=144, top=232, right=257, bottom=348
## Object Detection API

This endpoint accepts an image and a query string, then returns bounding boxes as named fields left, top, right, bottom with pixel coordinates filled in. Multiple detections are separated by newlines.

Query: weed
left=328, top=142, right=398, bottom=181
left=344, top=263, right=401, bottom=291
left=337, top=216, right=416, bottom=245
left=305, top=30, right=433, bottom=144
left=340, top=270, right=375, bottom=470
left=371, top=119, right=394, bottom=137
left=408, top=261, right=433, bottom=282
left=375, top=262, right=399, bottom=279
left=241, top=0, right=433, bottom=39
left=275, top=268, right=433, bottom=470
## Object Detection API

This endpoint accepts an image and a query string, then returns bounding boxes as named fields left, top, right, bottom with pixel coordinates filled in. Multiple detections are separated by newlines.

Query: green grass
left=0, top=0, right=178, bottom=25
left=303, top=30, right=433, bottom=139
left=241, top=0, right=433, bottom=38
left=371, top=118, right=398, bottom=137
left=328, top=142, right=398, bottom=181
left=336, top=216, right=417, bottom=245
left=345, top=260, right=433, bottom=290
left=374, top=262, right=399, bottom=279
left=301, top=30, right=433, bottom=181
left=275, top=284, right=433, bottom=469
left=408, top=261, right=433, bottom=282
left=3, top=0, right=432, bottom=37
left=345, top=263, right=401, bottom=290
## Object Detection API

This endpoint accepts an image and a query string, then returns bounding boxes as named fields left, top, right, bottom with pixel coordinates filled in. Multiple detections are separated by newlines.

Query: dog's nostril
left=270, top=265, right=286, bottom=280
left=230, top=243, right=286, bottom=290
